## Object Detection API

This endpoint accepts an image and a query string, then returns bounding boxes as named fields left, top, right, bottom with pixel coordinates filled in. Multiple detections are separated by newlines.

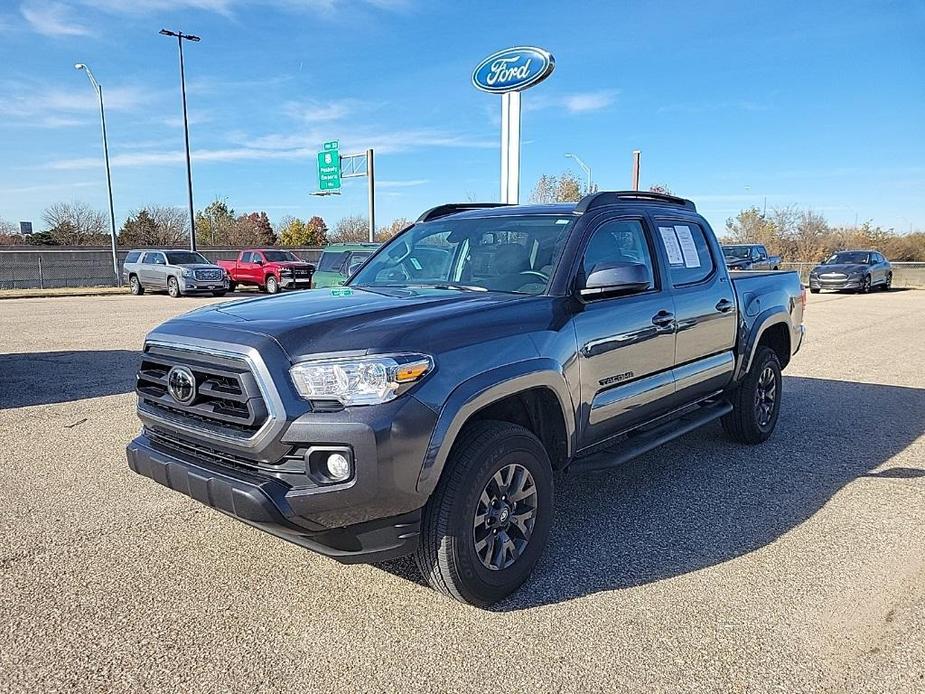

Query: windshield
left=318, top=251, right=347, bottom=272
left=262, top=250, right=300, bottom=262
left=825, top=251, right=870, bottom=265
left=166, top=251, right=210, bottom=265
left=349, top=215, right=574, bottom=295
left=722, top=245, right=752, bottom=260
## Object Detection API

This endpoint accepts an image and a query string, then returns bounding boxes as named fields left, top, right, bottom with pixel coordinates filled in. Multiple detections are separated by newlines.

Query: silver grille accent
left=194, top=269, right=223, bottom=281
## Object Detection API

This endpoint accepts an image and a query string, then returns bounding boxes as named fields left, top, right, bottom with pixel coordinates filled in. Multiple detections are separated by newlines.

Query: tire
left=227, top=281, right=237, bottom=293
left=212, top=291, right=227, bottom=297
left=265, top=275, right=279, bottom=294
left=882, top=273, right=892, bottom=291
left=857, top=275, right=871, bottom=294
left=167, top=276, right=181, bottom=298
left=722, top=346, right=782, bottom=444
left=129, top=275, right=144, bottom=295
left=809, top=287, right=820, bottom=294
left=414, top=420, right=554, bottom=607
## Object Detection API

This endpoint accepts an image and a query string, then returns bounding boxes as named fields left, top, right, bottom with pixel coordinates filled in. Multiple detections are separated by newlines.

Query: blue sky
left=1, top=0, right=923, bottom=235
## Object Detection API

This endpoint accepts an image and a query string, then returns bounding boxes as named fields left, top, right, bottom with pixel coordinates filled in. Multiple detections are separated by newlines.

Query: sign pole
left=632, top=150, right=641, bottom=190
left=500, top=94, right=509, bottom=203
left=367, top=148, right=375, bottom=243
left=506, top=91, right=521, bottom=204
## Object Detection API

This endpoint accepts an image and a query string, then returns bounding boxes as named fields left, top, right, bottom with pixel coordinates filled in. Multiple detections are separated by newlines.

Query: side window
left=656, top=222, right=715, bottom=286
left=142, top=252, right=165, bottom=265
left=240, top=252, right=252, bottom=263
left=580, top=219, right=655, bottom=292
left=125, top=251, right=140, bottom=264
left=253, top=252, right=264, bottom=263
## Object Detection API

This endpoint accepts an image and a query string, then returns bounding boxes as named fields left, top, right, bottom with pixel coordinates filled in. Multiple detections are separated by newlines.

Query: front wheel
left=414, top=420, right=553, bottom=606
left=212, top=291, right=227, bottom=297
left=722, top=346, right=782, bottom=444
left=857, top=275, right=871, bottom=294
left=265, top=275, right=279, bottom=294
left=227, top=281, right=237, bottom=293
left=167, top=276, right=181, bottom=298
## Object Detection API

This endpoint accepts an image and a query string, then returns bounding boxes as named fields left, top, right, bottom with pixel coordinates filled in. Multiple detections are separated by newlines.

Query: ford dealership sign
left=472, top=46, right=555, bottom=94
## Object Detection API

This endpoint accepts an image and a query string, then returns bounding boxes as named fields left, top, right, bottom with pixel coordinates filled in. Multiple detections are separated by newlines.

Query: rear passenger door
left=140, top=252, right=165, bottom=287
left=572, top=215, right=677, bottom=449
left=653, top=218, right=737, bottom=405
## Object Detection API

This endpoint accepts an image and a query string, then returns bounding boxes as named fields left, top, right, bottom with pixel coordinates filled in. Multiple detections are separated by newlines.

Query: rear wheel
left=167, top=276, right=181, bottom=298
left=809, top=287, right=820, bottom=294
left=722, top=346, right=782, bottom=444
left=265, top=275, right=279, bottom=294
left=129, top=275, right=144, bottom=295
left=414, top=420, right=553, bottom=606
left=882, top=273, right=892, bottom=291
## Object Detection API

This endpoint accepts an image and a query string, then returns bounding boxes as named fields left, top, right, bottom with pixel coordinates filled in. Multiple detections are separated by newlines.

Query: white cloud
left=0, top=82, right=151, bottom=128
left=563, top=90, right=618, bottom=113
left=377, top=179, right=428, bottom=188
left=20, top=1, right=92, bottom=37
left=281, top=99, right=367, bottom=123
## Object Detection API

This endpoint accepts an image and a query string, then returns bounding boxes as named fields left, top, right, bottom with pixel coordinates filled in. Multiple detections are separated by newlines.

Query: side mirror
left=254, top=259, right=264, bottom=266
left=347, top=259, right=365, bottom=276
left=579, top=262, right=650, bottom=298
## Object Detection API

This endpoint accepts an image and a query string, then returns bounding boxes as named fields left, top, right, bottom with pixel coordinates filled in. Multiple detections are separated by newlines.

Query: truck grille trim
left=135, top=341, right=282, bottom=448
left=194, top=269, right=223, bottom=281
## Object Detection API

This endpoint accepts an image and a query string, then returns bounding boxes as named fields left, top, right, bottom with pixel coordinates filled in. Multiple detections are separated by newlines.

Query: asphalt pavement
left=1, top=289, right=923, bottom=693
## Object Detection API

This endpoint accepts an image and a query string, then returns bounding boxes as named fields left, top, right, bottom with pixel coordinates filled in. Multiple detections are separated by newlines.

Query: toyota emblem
left=166, top=365, right=196, bottom=405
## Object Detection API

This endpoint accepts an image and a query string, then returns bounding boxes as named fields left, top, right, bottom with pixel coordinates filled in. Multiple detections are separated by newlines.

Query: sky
left=1, top=0, right=923, bottom=236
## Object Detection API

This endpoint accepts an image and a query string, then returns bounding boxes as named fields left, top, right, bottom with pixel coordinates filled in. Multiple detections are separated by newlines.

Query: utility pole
left=367, top=149, right=375, bottom=242
left=74, top=64, right=120, bottom=286
left=160, top=28, right=200, bottom=252
left=632, top=150, right=641, bottom=191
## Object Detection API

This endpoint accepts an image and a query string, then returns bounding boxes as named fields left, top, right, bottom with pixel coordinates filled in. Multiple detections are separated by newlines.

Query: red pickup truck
left=217, top=249, right=315, bottom=294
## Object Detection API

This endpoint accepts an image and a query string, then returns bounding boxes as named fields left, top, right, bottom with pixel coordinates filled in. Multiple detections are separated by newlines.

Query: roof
left=432, top=203, right=577, bottom=221
left=322, top=242, right=380, bottom=249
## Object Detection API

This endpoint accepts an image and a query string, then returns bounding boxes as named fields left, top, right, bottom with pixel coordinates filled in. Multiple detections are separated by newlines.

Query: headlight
left=280, top=269, right=293, bottom=276
left=181, top=268, right=194, bottom=278
left=290, top=354, right=434, bottom=406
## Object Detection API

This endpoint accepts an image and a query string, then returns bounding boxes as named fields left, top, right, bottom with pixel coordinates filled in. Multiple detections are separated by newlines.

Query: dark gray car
left=808, top=249, right=892, bottom=293
left=123, top=249, right=229, bottom=298
left=126, top=192, right=805, bottom=606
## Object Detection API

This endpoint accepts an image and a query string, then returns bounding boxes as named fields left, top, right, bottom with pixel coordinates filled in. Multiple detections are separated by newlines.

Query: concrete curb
left=0, top=287, right=126, bottom=300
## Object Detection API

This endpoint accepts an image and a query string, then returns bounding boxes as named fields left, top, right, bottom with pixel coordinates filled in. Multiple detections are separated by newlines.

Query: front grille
left=136, top=344, right=269, bottom=438
left=194, top=269, right=223, bottom=281
left=821, top=273, right=846, bottom=280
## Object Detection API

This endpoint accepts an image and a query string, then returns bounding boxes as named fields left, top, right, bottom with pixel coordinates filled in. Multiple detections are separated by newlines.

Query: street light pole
left=160, top=28, right=200, bottom=252
left=564, top=153, right=592, bottom=194
left=74, top=63, right=120, bottom=286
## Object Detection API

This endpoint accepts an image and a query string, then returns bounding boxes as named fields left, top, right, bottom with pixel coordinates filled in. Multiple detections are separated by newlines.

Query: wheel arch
left=737, top=309, right=792, bottom=379
left=416, top=361, right=575, bottom=496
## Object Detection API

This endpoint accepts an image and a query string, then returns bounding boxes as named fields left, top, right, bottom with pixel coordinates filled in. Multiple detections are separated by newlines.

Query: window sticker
left=658, top=226, right=685, bottom=265
left=673, top=225, right=702, bottom=268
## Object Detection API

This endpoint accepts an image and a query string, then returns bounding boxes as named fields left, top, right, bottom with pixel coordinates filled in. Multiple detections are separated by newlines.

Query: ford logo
left=472, top=46, right=555, bottom=94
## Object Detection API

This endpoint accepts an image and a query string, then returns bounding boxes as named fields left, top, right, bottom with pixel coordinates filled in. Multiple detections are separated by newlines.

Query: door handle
left=715, top=299, right=734, bottom=313
left=651, top=310, right=675, bottom=328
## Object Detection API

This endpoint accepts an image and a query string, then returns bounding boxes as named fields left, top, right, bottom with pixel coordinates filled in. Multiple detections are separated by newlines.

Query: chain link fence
left=0, top=247, right=323, bottom=290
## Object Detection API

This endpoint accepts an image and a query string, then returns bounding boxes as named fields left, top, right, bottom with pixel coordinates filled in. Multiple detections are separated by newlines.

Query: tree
left=330, top=215, right=370, bottom=243
left=278, top=216, right=309, bottom=246
left=195, top=198, right=236, bottom=246
left=376, top=217, right=412, bottom=243
left=305, top=216, right=329, bottom=247
left=41, top=201, right=108, bottom=245
left=26, top=230, right=59, bottom=246
left=529, top=171, right=584, bottom=203
left=0, top=217, right=20, bottom=245
left=230, top=211, right=276, bottom=246
left=118, top=206, right=188, bottom=247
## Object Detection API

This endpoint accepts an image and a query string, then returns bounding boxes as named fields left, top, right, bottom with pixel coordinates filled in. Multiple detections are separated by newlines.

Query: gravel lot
left=1, top=289, right=923, bottom=693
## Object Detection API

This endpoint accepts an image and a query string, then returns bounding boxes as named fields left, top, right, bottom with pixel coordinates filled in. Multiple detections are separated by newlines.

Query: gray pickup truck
left=722, top=243, right=782, bottom=271
left=127, top=191, right=805, bottom=606
left=123, top=249, right=229, bottom=298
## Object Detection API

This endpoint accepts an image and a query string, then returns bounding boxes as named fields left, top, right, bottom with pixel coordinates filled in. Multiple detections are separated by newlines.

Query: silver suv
left=123, top=249, right=229, bottom=298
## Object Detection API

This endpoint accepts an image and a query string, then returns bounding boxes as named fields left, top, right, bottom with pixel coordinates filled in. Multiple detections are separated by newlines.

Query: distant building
left=19, top=221, right=33, bottom=235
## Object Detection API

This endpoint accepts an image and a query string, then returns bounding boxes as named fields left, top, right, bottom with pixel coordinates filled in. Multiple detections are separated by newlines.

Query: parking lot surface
left=1, top=290, right=923, bottom=693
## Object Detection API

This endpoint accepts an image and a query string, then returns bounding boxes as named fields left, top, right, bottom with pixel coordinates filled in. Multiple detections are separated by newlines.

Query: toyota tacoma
left=127, top=191, right=805, bottom=606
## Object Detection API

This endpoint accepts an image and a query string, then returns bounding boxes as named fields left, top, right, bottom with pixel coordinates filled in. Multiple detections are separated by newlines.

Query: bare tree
left=376, top=217, right=412, bottom=243
left=330, top=215, right=370, bottom=243
left=150, top=205, right=189, bottom=246
left=42, top=201, right=108, bottom=245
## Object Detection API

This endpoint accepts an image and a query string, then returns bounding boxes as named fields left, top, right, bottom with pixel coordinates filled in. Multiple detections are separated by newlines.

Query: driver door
left=572, top=215, right=677, bottom=450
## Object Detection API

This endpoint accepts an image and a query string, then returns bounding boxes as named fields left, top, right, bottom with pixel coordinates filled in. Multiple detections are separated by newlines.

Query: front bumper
left=179, top=276, right=229, bottom=293
left=279, top=274, right=313, bottom=289
left=808, top=276, right=861, bottom=290
left=127, top=433, right=421, bottom=563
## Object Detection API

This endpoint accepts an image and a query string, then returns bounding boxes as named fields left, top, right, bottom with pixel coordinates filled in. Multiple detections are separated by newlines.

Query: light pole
left=565, top=152, right=592, bottom=194
left=74, top=63, right=120, bottom=286
left=160, top=28, right=200, bottom=252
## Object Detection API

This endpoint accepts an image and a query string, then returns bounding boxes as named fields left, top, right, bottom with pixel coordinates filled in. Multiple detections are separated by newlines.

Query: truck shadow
left=0, top=350, right=139, bottom=409
left=379, top=376, right=925, bottom=611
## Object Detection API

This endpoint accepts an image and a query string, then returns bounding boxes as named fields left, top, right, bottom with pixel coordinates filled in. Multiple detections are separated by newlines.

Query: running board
left=568, top=401, right=732, bottom=475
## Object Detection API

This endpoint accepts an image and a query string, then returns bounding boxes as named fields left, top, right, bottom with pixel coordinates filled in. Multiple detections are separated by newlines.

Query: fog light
left=325, top=452, right=352, bottom=482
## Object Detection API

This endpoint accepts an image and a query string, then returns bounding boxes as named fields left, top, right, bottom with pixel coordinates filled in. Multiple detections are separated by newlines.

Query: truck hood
left=172, top=286, right=542, bottom=360
left=274, top=261, right=314, bottom=269
left=176, top=262, right=223, bottom=270
left=812, top=263, right=867, bottom=274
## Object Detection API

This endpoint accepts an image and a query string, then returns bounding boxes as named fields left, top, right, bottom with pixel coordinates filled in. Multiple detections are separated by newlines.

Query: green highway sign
left=323, top=140, right=339, bottom=151
left=317, top=149, right=341, bottom=191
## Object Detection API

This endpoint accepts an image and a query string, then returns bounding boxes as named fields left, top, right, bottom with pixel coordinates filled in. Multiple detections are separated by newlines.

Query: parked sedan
left=808, top=250, right=892, bottom=293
